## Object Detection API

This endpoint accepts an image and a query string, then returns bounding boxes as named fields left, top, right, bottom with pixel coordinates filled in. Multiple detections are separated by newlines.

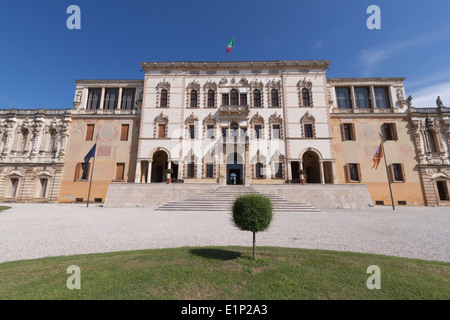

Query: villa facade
left=0, top=60, right=448, bottom=206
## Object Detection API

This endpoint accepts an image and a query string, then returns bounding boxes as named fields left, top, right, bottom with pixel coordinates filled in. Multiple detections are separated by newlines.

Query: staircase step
left=155, top=186, right=321, bottom=213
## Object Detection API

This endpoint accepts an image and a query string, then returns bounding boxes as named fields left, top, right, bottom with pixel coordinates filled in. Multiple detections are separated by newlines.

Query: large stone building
left=0, top=109, right=71, bottom=202
left=136, top=60, right=337, bottom=187
left=0, top=60, right=449, bottom=207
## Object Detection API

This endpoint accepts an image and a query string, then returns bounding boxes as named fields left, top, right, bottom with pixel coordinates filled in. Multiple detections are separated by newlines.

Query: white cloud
left=358, top=29, right=450, bottom=76
left=409, top=81, right=450, bottom=108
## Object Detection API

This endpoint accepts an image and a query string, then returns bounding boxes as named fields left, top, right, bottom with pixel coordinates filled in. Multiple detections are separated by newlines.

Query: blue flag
left=82, top=144, right=96, bottom=180
left=84, top=144, right=96, bottom=163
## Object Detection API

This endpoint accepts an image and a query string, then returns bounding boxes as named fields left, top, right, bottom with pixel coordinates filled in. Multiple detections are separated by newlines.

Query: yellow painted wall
left=58, top=116, right=139, bottom=203
left=331, top=116, right=424, bottom=206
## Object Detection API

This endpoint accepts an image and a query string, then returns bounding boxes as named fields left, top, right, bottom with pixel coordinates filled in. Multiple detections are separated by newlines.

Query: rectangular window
left=272, top=125, right=280, bottom=139
left=253, top=90, right=261, bottom=107
left=87, top=89, right=101, bottom=110
left=121, top=88, right=136, bottom=110
left=207, top=125, right=215, bottom=139
left=207, top=91, right=215, bottom=108
left=104, top=88, right=119, bottom=110
left=188, top=162, right=195, bottom=178
left=255, top=163, right=264, bottom=178
left=158, top=124, right=166, bottom=138
left=10, top=178, right=19, bottom=198
left=274, top=163, right=283, bottom=179
left=347, top=163, right=361, bottom=182
left=341, top=123, right=355, bottom=141
left=240, top=127, right=247, bottom=137
left=222, top=94, right=229, bottom=106
left=304, top=124, right=313, bottom=138
left=121, top=124, right=130, bottom=141
left=75, top=162, right=91, bottom=181
left=222, top=127, right=228, bottom=138
left=354, top=87, right=371, bottom=109
left=85, top=124, right=95, bottom=141
left=240, top=93, right=247, bottom=106
left=115, top=163, right=125, bottom=180
left=189, top=125, right=195, bottom=139
left=336, top=87, right=352, bottom=109
left=392, top=164, right=405, bottom=182
left=206, top=163, right=214, bottom=178
left=383, top=123, right=398, bottom=141
left=254, top=125, right=262, bottom=139
left=374, top=87, right=391, bottom=109
left=39, top=179, right=48, bottom=198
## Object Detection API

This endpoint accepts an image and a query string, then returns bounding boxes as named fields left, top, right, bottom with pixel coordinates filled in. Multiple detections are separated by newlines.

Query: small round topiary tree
left=232, top=194, right=273, bottom=260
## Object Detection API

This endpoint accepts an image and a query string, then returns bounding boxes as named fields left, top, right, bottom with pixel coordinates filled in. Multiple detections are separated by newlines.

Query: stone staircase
left=155, top=185, right=321, bottom=213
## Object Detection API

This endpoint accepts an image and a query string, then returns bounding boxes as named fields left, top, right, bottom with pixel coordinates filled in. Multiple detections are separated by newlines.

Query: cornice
left=327, top=77, right=406, bottom=83
left=75, top=79, right=144, bottom=85
left=140, top=60, right=331, bottom=72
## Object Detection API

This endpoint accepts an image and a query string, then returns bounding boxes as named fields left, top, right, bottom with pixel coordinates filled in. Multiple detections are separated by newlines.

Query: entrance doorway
left=151, top=150, right=168, bottom=182
left=302, top=151, right=320, bottom=183
left=227, top=152, right=243, bottom=185
left=436, top=181, right=449, bottom=201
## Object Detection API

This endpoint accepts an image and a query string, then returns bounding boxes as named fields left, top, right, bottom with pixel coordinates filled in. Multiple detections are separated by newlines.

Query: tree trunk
left=252, top=231, right=256, bottom=260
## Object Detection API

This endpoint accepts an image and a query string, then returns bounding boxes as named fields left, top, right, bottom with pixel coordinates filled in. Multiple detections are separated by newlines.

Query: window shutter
left=158, top=124, right=165, bottom=138
left=116, top=163, right=125, bottom=180
left=351, top=124, right=356, bottom=141
left=340, top=124, right=346, bottom=141
left=400, top=163, right=405, bottom=182
left=86, top=124, right=94, bottom=141
left=74, top=163, right=81, bottom=181
left=345, top=164, right=351, bottom=182
left=392, top=124, right=398, bottom=141
left=389, top=164, right=395, bottom=182
left=121, top=124, right=129, bottom=141
left=357, top=163, right=361, bottom=182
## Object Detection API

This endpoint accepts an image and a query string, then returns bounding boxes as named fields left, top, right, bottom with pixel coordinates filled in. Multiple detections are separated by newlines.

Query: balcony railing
left=220, top=136, right=249, bottom=145
left=219, top=105, right=249, bottom=115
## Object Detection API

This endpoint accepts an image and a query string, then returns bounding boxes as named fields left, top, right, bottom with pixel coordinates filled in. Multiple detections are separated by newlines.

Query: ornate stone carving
left=219, top=77, right=228, bottom=86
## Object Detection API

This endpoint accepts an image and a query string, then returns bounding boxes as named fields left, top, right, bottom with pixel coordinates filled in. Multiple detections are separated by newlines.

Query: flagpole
left=86, top=134, right=99, bottom=208
left=380, top=133, right=395, bottom=210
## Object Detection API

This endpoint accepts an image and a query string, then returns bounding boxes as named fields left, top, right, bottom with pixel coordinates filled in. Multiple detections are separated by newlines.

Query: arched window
left=271, top=89, right=279, bottom=107
left=302, top=88, right=311, bottom=107
left=230, top=89, right=239, bottom=105
left=190, top=90, right=198, bottom=108
left=160, top=89, right=168, bottom=107
left=207, top=90, right=215, bottom=108
left=426, top=130, right=438, bottom=152
left=253, top=89, right=261, bottom=107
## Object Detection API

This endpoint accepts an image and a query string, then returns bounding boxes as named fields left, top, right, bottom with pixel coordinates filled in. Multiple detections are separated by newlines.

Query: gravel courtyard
left=0, top=203, right=449, bottom=264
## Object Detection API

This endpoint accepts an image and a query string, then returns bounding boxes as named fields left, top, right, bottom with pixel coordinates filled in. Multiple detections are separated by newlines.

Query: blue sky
left=1, top=0, right=449, bottom=108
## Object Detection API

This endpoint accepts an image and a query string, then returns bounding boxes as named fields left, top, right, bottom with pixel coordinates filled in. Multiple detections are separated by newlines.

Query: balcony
left=219, top=105, right=249, bottom=115
left=220, top=136, right=249, bottom=145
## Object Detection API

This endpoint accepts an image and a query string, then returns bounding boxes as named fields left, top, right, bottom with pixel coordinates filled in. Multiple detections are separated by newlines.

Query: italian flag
left=226, top=37, right=234, bottom=52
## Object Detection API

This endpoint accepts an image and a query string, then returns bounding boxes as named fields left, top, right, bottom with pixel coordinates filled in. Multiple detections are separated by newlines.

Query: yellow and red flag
left=372, top=144, right=383, bottom=169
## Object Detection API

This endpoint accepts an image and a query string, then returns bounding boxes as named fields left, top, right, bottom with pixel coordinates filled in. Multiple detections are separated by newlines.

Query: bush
left=232, top=194, right=273, bottom=260
left=165, top=168, right=174, bottom=174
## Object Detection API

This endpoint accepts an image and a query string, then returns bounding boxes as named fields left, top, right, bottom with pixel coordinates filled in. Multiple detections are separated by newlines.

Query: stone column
left=117, top=88, right=123, bottom=110
left=287, top=161, right=293, bottom=181
left=331, top=161, right=337, bottom=184
left=99, top=88, right=106, bottom=110
left=319, top=160, right=325, bottom=184
left=147, top=160, right=152, bottom=183
left=135, top=161, right=141, bottom=183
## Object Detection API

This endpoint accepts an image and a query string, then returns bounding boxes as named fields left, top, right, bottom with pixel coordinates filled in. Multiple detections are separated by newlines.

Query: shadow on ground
left=190, top=248, right=242, bottom=261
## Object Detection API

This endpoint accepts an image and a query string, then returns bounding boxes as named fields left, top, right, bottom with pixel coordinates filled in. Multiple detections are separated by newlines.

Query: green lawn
left=0, top=246, right=448, bottom=300
left=0, top=206, right=11, bottom=211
